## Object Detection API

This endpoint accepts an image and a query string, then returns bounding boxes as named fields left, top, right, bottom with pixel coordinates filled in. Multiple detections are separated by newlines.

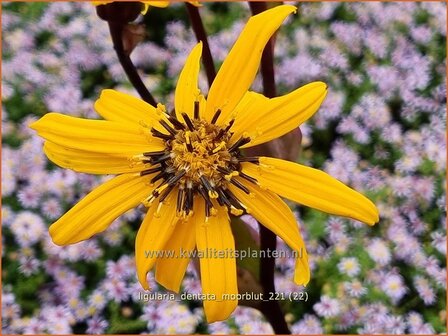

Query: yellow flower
left=93, top=1, right=200, bottom=15
left=93, top=1, right=170, bottom=15
left=30, top=5, right=379, bottom=322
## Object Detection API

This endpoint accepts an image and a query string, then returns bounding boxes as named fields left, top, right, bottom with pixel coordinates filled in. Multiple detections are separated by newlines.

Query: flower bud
left=96, top=2, right=143, bottom=23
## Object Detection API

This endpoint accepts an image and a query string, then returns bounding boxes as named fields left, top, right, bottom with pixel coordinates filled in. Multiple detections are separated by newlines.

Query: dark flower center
left=139, top=102, right=259, bottom=218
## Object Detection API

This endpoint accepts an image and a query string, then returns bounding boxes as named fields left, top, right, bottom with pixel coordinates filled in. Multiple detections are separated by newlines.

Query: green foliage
left=302, top=209, right=328, bottom=240
left=3, top=2, right=48, bottom=20
left=143, top=6, right=188, bottom=47
left=106, top=302, right=147, bottom=334
left=80, top=66, right=117, bottom=99
left=3, top=87, right=48, bottom=122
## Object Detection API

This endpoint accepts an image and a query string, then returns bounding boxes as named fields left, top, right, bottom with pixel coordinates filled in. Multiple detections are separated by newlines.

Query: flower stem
left=258, top=226, right=291, bottom=334
left=186, top=3, right=216, bottom=87
left=249, top=2, right=276, bottom=98
left=108, top=21, right=157, bottom=106
left=249, top=2, right=291, bottom=334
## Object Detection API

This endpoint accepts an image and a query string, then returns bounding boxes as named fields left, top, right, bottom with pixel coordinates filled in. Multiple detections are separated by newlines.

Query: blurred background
left=2, top=1, right=446, bottom=334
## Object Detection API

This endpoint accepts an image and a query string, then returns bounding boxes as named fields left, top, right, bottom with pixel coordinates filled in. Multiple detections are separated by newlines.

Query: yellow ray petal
left=232, top=82, right=327, bottom=147
left=155, top=209, right=196, bottom=293
left=242, top=158, right=380, bottom=225
left=49, top=173, right=152, bottom=245
left=230, top=91, right=269, bottom=129
left=94, top=89, right=161, bottom=127
left=144, top=1, right=170, bottom=9
left=141, top=3, right=150, bottom=14
left=204, top=5, right=296, bottom=125
left=228, top=178, right=310, bottom=286
left=94, top=90, right=172, bottom=135
left=175, top=42, right=203, bottom=121
left=135, top=189, right=180, bottom=290
left=195, top=199, right=238, bottom=323
left=92, top=1, right=110, bottom=6
left=44, top=141, right=148, bottom=175
left=30, top=113, right=165, bottom=155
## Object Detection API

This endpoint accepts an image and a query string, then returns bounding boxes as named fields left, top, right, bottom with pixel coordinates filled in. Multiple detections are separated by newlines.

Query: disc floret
left=139, top=102, right=257, bottom=219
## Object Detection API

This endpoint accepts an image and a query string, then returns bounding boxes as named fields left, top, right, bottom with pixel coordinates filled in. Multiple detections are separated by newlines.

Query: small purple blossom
left=86, top=315, right=108, bottom=334
left=313, top=295, right=340, bottom=318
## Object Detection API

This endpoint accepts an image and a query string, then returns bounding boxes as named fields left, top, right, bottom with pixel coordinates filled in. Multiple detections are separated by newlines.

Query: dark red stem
left=186, top=3, right=216, bottom=87
left=249, top=2, right=291, bottom=334
left=108, top=21, right=157, bottom=106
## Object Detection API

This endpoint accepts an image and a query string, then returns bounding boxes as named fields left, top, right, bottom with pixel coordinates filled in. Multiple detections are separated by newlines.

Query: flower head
left=30, top=5, right=379, bottom=322
left=313, top=295, right=340, bottom=318
left=94, top=1, right=199, bottom=21
left=338, top=257, right=360, bottom=277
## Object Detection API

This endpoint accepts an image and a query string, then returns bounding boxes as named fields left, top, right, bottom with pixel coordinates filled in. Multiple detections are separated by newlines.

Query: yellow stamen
left=155, top=202, right=164, bottom=217
left=155, top=183, right=169, bottom=194
left=212, top=141, right=227, bottom=153
left=224, top=171, right=239, bottom=181
left=142, top=195, right=156, bottom=207
left=230, top=206, right=244, bottom=216
left=208, top=190, right=219, bottom=199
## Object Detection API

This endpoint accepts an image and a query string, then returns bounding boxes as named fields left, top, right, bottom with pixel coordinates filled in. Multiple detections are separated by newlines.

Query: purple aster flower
left=1, top=206, right=15, bottom=227
left=18, top=256, right=40, bottom=276
left=413, top=323, right=436, bottom=334
left=80, top=240, right=103, bottom=261
left=313, top=295, right=340, bottom=318
left=41, top=198, right=63, bottom=220
left=364, top=303, right=390, bottom=325
left=106, top=258, right=129, bottom=281
left=10, top=211, right=45, bottom=247
left=363, top=28, right=388, bottom=59
left=339, top=309, right=361, bottom=330
left=101, top=219, right=124, bottom=246
left=277, top=53, right=322, bottom=85
left=410, top=25, right=433, bottom=44
left=42, top=305, right=74, bottom=334
left=88, top=289, right=107, bottom=310
left=381, top=123, right=402, bottom=144
left=131, top=42, right=171, bottom=69
left=319, top=45, right=349, bottom=71
left=338, top=257, right=361, bottom=277
left=414, top=276, right=436, bottom=305
left=384, top=315, right=406, bottom=334
left=406, top=311, right=423, bottom=330
left=233, top=307, right=272, bottom=334
left=86, top=315, right=108, bottom=334
left=381, top=272, right=407, bottom=303
left=43, top=256, right=63, bottom=276
left=56, top=271, right=85, bottom=300
left=104, top=278, right=129, bottom=303
left=431, top=231, right=446, bottom=255
left=391, top=176, right=414, bottom=198
left=182, top=276, right=202, bottom=295
left=17, top=186, right=41, bottom=209
left=208, top=321, right=232, bottom=334
left=326, top=218, right=346, bottom=242
left=330, top=22, right=362, bottom=55
left=314, top=91, right=344, bottom=129
left=22, top=317, right=45, bottom=335
left=367, top=238, right=391, bottom=266
left=344, top=280, right=367, bottom=298
left=2, top=292, right=21, bottom=321
left=414, top=177, right=435, bottom=203
left=141, top=300, right=199, bottom=334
